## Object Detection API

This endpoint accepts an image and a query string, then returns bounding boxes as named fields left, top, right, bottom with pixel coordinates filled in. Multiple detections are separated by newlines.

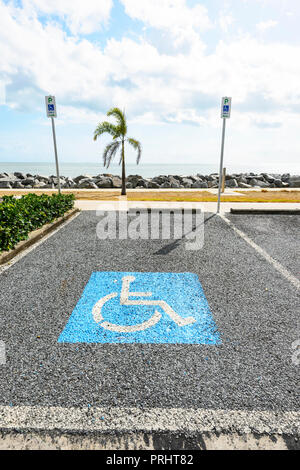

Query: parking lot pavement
left=226, top=214, right=299, bottom=280
left=0, top=211, right=299, bottom=418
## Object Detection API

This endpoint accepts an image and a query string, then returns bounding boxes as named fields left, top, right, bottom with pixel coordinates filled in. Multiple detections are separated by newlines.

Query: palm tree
left=93, top=107, right=142, bottom=195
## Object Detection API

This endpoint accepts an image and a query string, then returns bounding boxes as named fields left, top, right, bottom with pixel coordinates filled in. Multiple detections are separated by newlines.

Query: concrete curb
left=230, top=208, right=300, bottom=215
left=0, top=208, right=80, bottom=266
left=0, top=429, right=298, bottom=450
left=0, top=405, right=299, bottom=450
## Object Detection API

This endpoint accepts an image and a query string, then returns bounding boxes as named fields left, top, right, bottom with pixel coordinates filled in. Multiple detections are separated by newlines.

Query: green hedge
left=0, top=193, right=75, bottom=252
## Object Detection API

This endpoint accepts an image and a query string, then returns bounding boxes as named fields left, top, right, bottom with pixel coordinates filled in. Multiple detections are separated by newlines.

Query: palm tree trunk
left=121, top=139, right=126, bottom=196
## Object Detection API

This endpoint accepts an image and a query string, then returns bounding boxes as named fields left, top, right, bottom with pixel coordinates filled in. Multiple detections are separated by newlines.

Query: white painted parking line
left=220, top=214, right=300, bottom=290
left=0, top=405, right=299, bottom=435
left=0, top=341, right=5, bottom=365
left=0, top=212, right=80, bottom=275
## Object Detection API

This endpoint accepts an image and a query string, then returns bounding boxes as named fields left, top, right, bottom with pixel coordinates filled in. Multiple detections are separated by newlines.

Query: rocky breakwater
left=0, top=172, right=299, bottom=189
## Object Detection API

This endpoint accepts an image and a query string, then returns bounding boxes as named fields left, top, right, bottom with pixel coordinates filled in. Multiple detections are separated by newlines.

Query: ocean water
left=0, top=162, right=219, bottom=178
left=0, top=161, right=288, bottom=178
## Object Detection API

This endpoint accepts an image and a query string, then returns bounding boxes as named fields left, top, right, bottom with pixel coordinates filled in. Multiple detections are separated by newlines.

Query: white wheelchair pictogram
left=92, top=275, right=196, bottom=333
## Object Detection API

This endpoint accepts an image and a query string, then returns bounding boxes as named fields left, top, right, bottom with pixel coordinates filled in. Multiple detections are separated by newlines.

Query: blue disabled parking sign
left=58, top=272, right=221, bottom=344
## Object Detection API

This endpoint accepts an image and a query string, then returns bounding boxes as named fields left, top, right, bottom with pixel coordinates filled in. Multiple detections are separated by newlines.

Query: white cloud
left=121, top=0, right=211, bottom=31
left=219, top=13, right=235, bottom=33
left=0, top=0, right=300, bottom=134
left=0, top=2, right=113, bottom=105
left=120, top=0, right=212, bottom=47
left=23, top=0, right=113, bottom=34
left=256, top=19, right=278, bottom=32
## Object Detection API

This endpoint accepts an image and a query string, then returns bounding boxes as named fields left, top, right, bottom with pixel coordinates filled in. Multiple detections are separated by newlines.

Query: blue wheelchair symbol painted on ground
left=58, top=272, right=221, bottom=344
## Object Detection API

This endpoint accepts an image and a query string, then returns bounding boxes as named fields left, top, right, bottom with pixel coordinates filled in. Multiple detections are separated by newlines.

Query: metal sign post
left=45, top=95, right=61, bottom=194
left=217, top=97, right=232, bottom=213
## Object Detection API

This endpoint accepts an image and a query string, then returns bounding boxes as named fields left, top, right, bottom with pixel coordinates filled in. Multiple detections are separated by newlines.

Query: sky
left=0, top=0, right=299, bottom=172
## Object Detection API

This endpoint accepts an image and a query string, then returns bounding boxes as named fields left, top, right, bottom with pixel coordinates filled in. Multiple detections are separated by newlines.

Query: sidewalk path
left=75, top=200, right=300, bottom=213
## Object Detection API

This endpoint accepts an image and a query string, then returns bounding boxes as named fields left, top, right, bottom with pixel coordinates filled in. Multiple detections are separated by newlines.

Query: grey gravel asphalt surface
left=0, top=211, right=299, bottom=411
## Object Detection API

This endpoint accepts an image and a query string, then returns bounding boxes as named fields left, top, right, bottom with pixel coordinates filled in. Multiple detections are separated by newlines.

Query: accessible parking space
left=0, top=211, right=299, bottom=414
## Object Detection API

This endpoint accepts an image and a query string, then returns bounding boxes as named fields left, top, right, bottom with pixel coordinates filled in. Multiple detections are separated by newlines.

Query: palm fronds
left=107, top=107, right=127, bottom=136
left=127, top=137, right=142, bottom=164
left=93, top=121, right=120, bottom=141
left=103, top=141, right=121, bottom=168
